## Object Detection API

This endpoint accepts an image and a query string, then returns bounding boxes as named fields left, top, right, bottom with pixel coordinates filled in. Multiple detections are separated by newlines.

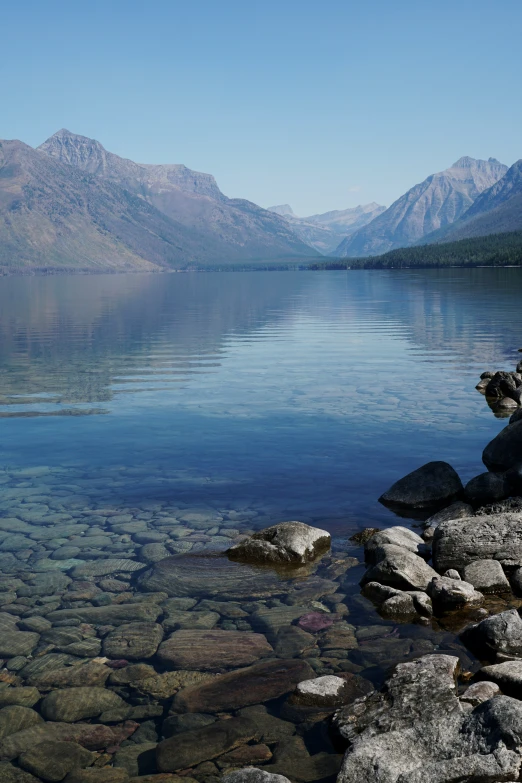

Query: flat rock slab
left=0, top=632, right=40, bottom=658
left=227, top=522, right=330, bottom=565
left=157, top=716, right=258, bottom=771
left=138, top=555, right=291, bottom=600
left=172, top=658, right=315, bottom=713
left=103, top=622, right=164, bottom=660
left=157, top=629, right=273, bottom=671
left=379, top=461, right=463, bottom=509
left=433, top=512, right=522, bottom=572
left=19, top=741, right=94, bottom=782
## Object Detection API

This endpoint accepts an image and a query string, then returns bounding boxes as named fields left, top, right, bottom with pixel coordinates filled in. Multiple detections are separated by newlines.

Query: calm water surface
left=1, top=269, right=521, bottom=776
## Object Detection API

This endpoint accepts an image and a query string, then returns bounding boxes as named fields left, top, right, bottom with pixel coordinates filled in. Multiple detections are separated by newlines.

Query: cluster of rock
left=476, top=361, right=522, bottom=416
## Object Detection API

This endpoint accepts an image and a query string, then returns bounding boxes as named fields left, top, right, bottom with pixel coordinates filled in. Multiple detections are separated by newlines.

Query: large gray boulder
left=462, top=560, right=510, bottom=594
left=361, top=545, right=438, bottom=591
left=378, top=461, right=463, bottom=509
left=483, top=419, right=522, bottom=471
left=478, top=660, right=522, bottom=698
left=227, top=521, right=330, bottom=565
left=364, top=527, right=427, bottom=564
left=427, top=576, right=483, bottom=610
left=335, top=653, right=522, bottom=783
left=433, top=511, right=522, bottom=572
left=461, top=609, right=522, bottom=660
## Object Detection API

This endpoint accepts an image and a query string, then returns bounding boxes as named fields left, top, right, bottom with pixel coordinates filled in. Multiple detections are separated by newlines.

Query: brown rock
left=25, top=662, right=110, bottom=689
left=157, top=630, right=273, bottom=671
left=172, top=659, right=315, bottom=713
left=0, top=721, right=137, bottom=760
left=64, top=770, right=129, bottom=783
left=156, top=717, right=258, bottom=771
left=103, top=624, right=164, bottom=660
left=218, top=743, right=272, bottom=766
left=19, top=741, right=95, bottom=782
left=41, top=687, right=127, bottom=722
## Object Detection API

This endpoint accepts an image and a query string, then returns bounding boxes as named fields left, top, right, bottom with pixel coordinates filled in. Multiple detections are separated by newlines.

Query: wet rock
left=427, top=576, right=484, bottom=610
left=292, top=674, right=371, bottom=707
left=23, top=660, right=110, bottom=689
left=433, top=511, right=522, bottom=571
left=114, top=743, right=157, bottom=777
left=477, top=660, right=522, bottom=697
left=172, top=658, right=315, bottom=713
left=227, top=521, right=330, bottom=565
left=138, top=555, right=288, bottom=600
left=361, top=545, right=438, bottom=591
left=0, top=631, right=40, bottom=658
left=156, top=717, right=258, bottom=772
left=162, top=713, right=216, bottom=738
left=274, top=626, right=316, bottom=657
left=218, top=743, right=273, bottom=767
left=18, top=741, right=95, bottom=782
left=319, top=623, right=357, bottom=650
left=157, top=629, right=273, bottom=671
left=251, top=606, right=310, bottom=639
left=364, top=527, right=427, bottom=563
left=460, top=680, right=501, bottom=706
left=0, top=706, right=43, bottom=739
left=223, top=769, right=291, bottom=783
left=0, top=687, right=41, bottom=707
left=40, top=687, right=127, bottom=722
left=461, top=609, right=522, bottom=660
left=46, top=604, right=162, bottom=626
left=483, top=419, right=522, bottom=471
left=103, top=623, right=164, bottom=660
left=485, top=371, right=518, bottom=399
left=64, top=770, right=129, bottom=783
left=161, top=610, right=219, bottom=633
left=296, top=613, right=333, bottom=633
left=265, top=736, right=342, bottom=783
left=0, top=721, right=137, bottom=760
left=70, top=560, right=146, bottom=578
left=378, top=461, right=463, bottom=510
left=335, top=654, right=522, bottom=783
left=464, top=472, right=511, bottom=505
left=462, top=559, right=510, bottom=594
left=0, top=762, right=41, bottom=783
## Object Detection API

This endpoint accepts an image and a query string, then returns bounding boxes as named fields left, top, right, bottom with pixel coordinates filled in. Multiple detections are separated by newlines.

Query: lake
left=0, top=268, right=521, bottom=776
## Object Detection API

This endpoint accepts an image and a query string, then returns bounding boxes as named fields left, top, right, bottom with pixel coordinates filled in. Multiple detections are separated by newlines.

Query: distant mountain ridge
left=0, top=131, right=318, bottom=272
left=335, top=157, right=508, bottom=257
left=423, top=159, right=522, bottom=244
left=267, top=202, right=386, bottom=254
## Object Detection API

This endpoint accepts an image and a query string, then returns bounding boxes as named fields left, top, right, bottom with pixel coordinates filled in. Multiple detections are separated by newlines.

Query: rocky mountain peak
left=268, top=204, right=296, bottom=217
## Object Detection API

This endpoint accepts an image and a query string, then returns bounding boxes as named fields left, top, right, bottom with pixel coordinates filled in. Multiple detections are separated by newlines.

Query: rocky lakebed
left=5, top=363, right=522, bottom=783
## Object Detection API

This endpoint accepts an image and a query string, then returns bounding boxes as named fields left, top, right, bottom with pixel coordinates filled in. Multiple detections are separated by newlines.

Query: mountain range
left=266, top=203, right=386, bottom=254
left=0, top=130, right=521, bottom=272
left=334, top=157, right=510, bottom=257
left=0, top=130, right=318, bottom=272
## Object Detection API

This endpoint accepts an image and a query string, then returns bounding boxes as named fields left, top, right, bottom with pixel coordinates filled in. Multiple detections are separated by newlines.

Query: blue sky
left=2, top=0, right=521, bottom=215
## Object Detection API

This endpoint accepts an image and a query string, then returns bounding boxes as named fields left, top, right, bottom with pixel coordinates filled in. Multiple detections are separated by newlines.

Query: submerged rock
left=137, top=554, right=289, bottom=600
left=227, top=521, right=330, bottom=565
left=157, top=629, right=273, bottom=671
left=335, top=653, right=522, bottom=783
left=171, top=658, right=315, bottom=713
left=157, top=716, right=257, bottom=771
left=378, top=461, right=463, bottom=509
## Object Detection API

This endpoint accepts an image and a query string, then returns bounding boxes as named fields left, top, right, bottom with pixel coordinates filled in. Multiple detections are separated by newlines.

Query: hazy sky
left=2, top=0, right=521, bottom=215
